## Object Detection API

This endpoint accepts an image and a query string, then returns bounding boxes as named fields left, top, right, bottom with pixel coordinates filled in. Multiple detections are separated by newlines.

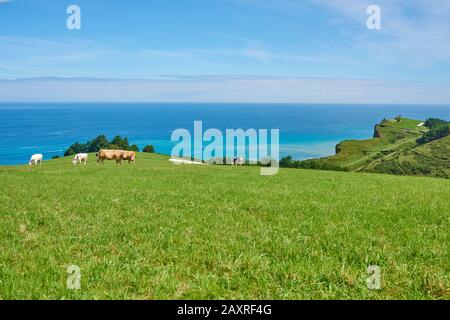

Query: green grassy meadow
left=0, top=153, right=449, bottom=299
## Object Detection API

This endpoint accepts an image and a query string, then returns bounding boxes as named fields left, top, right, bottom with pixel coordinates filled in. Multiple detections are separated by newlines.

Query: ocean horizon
left=1, top=103, right=449, bottom=165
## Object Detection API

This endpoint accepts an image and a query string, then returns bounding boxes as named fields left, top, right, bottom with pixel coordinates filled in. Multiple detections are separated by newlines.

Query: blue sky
left=1, top=0, right=450, bottom=103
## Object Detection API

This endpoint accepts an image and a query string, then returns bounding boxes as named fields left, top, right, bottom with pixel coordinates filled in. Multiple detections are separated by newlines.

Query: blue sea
left=0, top=103, right=449, bottom=165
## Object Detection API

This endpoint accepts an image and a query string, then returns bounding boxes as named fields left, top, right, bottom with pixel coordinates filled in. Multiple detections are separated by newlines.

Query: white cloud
left=243, top=41, right=273, bottom=64
left=231, top=0, right=450, bottom=67
left=0, top=76, right=449, bottom=104
left=311, top=0, right=450, bottom=66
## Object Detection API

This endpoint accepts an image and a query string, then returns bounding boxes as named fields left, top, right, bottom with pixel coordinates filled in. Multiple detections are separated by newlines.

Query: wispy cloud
left=243, top=41, right=273, bottom=64
left=231, top=0, right=450, bottom=67
left=0, top=36, right=115, bottom=78
left=1, top=0, right=449, bottom=98
left=312, top=0, right=450, bottom=66
left=227, top=0, right=307, bottom=13
left=135, top=41, right=361, bottom=70
left=138, top=42, right=275, bottom=64
left=1, top=76, right=449, bottom=104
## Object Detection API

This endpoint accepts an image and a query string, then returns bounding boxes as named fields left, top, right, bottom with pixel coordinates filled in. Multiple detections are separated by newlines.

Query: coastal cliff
left=303, top=117, right=449, bottom=178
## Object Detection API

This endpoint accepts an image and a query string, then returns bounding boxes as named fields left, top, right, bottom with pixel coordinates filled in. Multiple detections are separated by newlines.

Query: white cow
left=233, top=156, right=245, bottom=166
left=29, top=154, right=43, bottom=166
left=72, top=153, right=88, bottom=165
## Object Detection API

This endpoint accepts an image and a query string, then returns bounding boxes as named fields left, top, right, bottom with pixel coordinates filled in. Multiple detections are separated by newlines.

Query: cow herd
left=27, top=150, right=244, bottom=167
left=28, top=149, right=136, bottom=166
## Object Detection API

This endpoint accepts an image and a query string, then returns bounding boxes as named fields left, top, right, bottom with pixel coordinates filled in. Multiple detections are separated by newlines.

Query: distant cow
left=29, top=154, right=43, bottom=166
left=96, top=149, right=135, bottom=165
left=233, top=156, right=245, bottom=166
left=72, top=153, right=88, bottom=165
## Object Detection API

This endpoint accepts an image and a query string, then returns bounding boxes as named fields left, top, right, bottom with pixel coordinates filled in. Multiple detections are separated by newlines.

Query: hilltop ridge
left=283, top=117, right=449, bottom=178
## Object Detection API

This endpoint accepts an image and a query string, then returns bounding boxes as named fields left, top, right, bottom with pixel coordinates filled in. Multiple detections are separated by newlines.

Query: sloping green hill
left=0, top=153, right=449, bottom=299
left=363, top=135, right=450, bottom=178
left=305, top=117, right=450, bottom=178
left=317, top=118, right=426, bottom=171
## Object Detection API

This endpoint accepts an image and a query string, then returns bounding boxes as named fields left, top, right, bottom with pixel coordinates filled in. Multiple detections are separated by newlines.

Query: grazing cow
left=121, top=151, right=136, bottom=164
left=72, top=153, right=88, bottom=165
left=96, top=149, right=123, bottom=165
left=96, top=149, right=135, bottom=165
left=233, top=156, right=245, bottom=166
left=29, top=154, right=43, bottom=166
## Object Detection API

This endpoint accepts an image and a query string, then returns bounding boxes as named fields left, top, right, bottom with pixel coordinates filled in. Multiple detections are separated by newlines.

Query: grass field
left=0, top=153, right=449, bottom=299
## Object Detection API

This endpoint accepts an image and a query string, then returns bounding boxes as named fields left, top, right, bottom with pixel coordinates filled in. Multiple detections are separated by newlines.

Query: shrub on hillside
left=279, top=156, right=348, bottom=172
left=417, top=124, right=450, bottom=145
left=372, top=161, right=432, bottom=176
left=424, top=118, right=449, bottom=129
left=142, top=145, right=155, bottom=153
left=279, top=155, right=293, bottom=168
left=128, top=144, right=139, bottom=152
left=64, top=135, right=139, bottom=156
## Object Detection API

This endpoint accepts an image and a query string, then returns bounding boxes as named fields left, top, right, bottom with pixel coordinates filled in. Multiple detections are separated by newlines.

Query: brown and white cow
left=72, top=153, right=88, bottom=165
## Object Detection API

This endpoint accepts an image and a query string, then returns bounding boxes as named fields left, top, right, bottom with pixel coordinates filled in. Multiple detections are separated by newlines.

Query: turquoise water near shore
left=0, top=103, right=449, bottom=165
